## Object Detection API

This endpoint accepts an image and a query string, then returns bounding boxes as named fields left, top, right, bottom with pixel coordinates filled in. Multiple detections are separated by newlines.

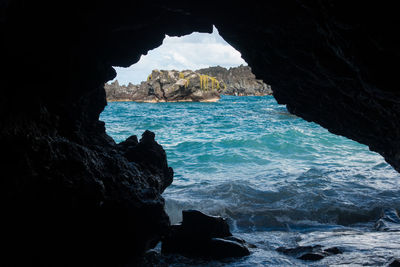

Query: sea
left=100, top=95, right=400, bottom=266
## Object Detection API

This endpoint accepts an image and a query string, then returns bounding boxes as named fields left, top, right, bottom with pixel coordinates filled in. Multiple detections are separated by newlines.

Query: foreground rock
left=162, top=210, right=250, bottom=259
left=2, top=122, right=172, bottom=267
left=389, top=258, right=400, bottom=267
left=105, top=69, right=221, bottom=102
left=197, top=65, right=272, bottom=96
left=277, top=245, right=342, bottom=261
left=375, top=208, right=400, bottom=231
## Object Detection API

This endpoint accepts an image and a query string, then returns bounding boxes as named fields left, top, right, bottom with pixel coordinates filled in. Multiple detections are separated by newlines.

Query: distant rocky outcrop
left=197, top=65, right=272, bottom=96
left=104, top=80, right=139, bottom=102
left=105, top=70, right=221, bottom=102
left=105, top=66, right=272, bottom=102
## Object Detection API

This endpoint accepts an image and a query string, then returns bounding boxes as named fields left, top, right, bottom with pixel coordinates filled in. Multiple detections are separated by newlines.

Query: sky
left=113, top=26, right=247, bottom=85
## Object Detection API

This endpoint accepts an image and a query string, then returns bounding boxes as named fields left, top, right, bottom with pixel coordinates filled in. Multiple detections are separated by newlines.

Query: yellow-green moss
left=199, top=74, right=220, bottom=91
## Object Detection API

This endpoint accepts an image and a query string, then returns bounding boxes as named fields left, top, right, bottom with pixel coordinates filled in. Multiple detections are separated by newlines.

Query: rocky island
left=105, top=65, right=272, bottom=102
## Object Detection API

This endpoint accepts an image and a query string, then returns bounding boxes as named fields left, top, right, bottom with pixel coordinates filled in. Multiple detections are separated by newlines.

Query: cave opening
left=100, top=26, right=400, bottom=265
left=3, top=2, right=400, bottom=265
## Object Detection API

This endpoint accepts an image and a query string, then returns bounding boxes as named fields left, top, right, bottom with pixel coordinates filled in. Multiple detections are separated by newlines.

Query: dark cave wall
left=1, top=0, right=399, bottom=266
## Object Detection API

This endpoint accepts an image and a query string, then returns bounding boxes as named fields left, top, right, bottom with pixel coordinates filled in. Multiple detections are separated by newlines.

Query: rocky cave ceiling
left=3, top=1, right=399, bottom=170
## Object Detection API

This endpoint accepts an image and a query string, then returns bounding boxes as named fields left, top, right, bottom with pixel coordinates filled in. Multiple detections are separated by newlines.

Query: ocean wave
left=164, top=177, right=400, bottom=231
left=102, top=95, right=400, bottom=229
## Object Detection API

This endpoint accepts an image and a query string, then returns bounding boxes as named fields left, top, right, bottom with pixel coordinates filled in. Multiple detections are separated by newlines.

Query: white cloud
left=113, top=26, right=247, bottom=85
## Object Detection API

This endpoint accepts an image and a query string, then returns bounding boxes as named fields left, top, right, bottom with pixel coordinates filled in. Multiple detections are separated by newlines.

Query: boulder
left=277, top=245, right=342, bottom=261
left=118, top=130, right=173, bottom=192
left=181, top=209, right=232, bottom=238
left=375, top=208, right=400, bottom=231
left=389, top=258, right=400, bottom=267
left=161, top=210, right=250, bottom=259
left=298, top=253, right=325, bottom=261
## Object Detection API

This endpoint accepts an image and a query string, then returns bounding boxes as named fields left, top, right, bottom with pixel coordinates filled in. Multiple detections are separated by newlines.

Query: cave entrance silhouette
left=100, top=24, right=398, bottom=231
left=3, top=2, right=400, bottom=266
left=100, top=27, right=400, bottom=264
left=111, top=25, right=246, bottom=86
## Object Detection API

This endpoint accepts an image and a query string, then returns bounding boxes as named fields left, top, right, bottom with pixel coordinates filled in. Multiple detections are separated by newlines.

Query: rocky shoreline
left=105, top=65, right=272, bottom=102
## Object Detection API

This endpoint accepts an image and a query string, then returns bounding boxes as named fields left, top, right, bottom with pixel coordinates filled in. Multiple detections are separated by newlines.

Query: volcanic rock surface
left=105, top=69, right=221, bottom=102
left=1, top=1, right=400, bottom=266
left=197, top=65, right=272, bottom=96
left=277, top=245, right=342, bottom=261
left=162, top=210, right=250, bottom=259
left=104, top=80, right=139, bottom=102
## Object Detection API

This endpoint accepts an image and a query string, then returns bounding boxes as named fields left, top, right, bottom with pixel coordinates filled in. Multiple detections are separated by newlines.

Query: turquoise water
left=101, top=96, right=400, bottom=266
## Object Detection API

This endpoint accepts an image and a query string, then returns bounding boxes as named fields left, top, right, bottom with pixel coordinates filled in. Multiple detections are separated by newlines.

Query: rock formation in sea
left=2, top=1, right=400, bottom=266
left=105, top=65, right=271, bottom=102
left=197, top=65, right=272, bottom=96
left=105, top=69, right=221, bottom=102
left=277, top=245, right=342, bottom=261
left=162, top=210, right=251, bottom=259
left=104, top=80, right=139, bottom=101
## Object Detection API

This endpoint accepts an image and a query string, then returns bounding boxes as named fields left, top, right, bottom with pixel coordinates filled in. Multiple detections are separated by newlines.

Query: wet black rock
left=162, top=210, right=250, bottom=259
left=181, top=209, right=232, bottom=238
left=277, top=245, right=321, bottom=258
left=119, top=130, right=173, bottom=192
left=375, top=208, right=400, bottom=231
left=277, top=245, right=342, bottom=261
left=298, top=253, right=325, bottom=261
left=323, top=247, right=342, bottom=255
left=389, top=258, right=400, bottom=267
left=139, top=250, right=168, bottom=267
